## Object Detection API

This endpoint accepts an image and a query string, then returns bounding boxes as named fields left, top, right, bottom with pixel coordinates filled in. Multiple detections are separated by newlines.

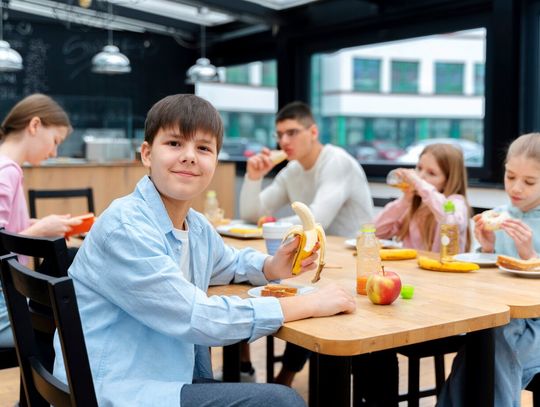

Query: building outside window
left=474, top=63, right=485, bottom=95
left=391, top=60, right=419, bottom=93
left=225, top=64, right=250, bottom=85
left=435, top=62, right=464, bottom=94
left=311, top=28, right=485, bottom=166
left=353, top=58, right=381, bottom=92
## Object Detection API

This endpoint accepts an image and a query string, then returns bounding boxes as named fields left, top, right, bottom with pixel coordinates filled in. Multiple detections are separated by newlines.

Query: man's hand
left=246, top=147, right=275, bottom=181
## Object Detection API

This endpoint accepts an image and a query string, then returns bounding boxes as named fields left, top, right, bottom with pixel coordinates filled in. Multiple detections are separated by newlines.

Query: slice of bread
left=261, top=284, right=298, bottom=297
left=496, top=254, right=540, bottom=271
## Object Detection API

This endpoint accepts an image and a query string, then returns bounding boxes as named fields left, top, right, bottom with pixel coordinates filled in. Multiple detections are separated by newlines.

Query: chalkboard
left=0, top=18, right=197, bottom=140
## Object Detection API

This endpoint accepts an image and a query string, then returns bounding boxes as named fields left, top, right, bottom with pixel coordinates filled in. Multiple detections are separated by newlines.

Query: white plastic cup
left=262, top=222, right=293, bottom=255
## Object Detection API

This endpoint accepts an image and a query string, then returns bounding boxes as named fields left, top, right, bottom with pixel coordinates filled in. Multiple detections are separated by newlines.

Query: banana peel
left=283, top=202, right=326, bottom=283
left=379, top=248, right=417, bottom=260
left=418, top=256, right=479, bottom=272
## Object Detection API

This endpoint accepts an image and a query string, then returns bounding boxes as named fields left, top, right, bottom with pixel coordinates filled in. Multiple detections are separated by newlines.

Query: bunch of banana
left=417, top=256, right=479, bottom=272
left=283, top=202, right=326, bottom=283
left=379, top=248, right=417, bottom=260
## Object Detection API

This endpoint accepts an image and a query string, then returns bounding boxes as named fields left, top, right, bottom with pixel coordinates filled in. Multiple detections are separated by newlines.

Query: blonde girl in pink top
left=375, top=143, right=471, bottom=252
left=0, top=94, right=82, bottom=347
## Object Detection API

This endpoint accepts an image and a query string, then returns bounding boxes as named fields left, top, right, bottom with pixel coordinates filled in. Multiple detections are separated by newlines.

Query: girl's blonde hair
left=506, top=133, right=540, bottom=163
left=397, top=143, right=471, bottom=251
left=0, top=94, right=72, bottom=140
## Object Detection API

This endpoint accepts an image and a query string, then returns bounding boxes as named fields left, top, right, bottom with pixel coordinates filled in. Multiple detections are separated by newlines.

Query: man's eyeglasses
left=274, top=126, right=310, bottom=141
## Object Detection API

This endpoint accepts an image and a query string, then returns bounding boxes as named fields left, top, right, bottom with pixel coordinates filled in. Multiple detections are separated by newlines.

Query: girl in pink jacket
left=375, top=143, right=472, bottom=252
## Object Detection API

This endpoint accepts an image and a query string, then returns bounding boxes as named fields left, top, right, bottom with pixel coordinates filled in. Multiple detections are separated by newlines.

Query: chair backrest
left=28, top=188, right=95, bottom=219
left=0, top=228, right=71, bottom=278
left=0, top=254, right=97, bottom=407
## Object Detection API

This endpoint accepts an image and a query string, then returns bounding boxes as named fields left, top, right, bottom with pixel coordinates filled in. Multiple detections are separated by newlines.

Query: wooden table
left=210, top=236, right=516, bottom=406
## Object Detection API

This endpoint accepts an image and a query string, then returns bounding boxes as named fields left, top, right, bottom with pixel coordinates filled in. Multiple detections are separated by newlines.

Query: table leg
left=309, top=353, right=352, bottom=407
left=222, top=343, right=241, bottom=382
left=465, top=328, right=494, bottom=407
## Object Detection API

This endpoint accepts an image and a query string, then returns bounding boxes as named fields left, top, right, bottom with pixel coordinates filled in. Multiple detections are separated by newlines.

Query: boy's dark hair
left=144, top=94, right=223, bottom=152
left=275, top=101, right=315, bottom=128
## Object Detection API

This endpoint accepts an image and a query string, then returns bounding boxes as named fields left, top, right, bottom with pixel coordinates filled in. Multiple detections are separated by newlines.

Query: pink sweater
left=374, top=179, right=469, bottom=252
left=0, top=155, right=30, bottom=234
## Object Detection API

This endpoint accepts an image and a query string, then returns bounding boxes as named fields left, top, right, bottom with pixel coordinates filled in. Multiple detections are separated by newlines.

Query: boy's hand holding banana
left=262, top=202, right=327, bottom=283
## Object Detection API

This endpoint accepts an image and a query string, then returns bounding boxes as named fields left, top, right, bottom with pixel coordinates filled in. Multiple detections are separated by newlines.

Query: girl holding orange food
left=375, top=143, right=472, bottom=252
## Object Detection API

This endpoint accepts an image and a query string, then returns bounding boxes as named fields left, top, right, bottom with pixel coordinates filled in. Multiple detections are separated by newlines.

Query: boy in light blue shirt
left=53, top=94, right=355, bottom=407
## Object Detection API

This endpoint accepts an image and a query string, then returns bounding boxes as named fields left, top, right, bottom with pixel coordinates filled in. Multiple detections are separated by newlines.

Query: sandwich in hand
left=270, top=150, right=288, bottom=165
left=481, top=210, right=510, bottom=231
left=261, top=284, right=298, bottom=298
left=497, top=254, right=540, bottom=271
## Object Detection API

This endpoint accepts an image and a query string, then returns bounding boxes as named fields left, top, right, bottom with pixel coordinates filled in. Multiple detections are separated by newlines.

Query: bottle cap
left=206, top=190, right=216, bottom=198
left=443, top=200, right=455, bottom=213
left=361, top=223, right=376, bottom=233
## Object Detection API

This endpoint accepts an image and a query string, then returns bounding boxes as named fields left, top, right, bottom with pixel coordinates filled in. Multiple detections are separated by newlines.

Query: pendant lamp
left=0, top=1, right=22, bottom=72
left=91, top=1, right=131, bottom=74
left=186, top=24, right=219, bottom=84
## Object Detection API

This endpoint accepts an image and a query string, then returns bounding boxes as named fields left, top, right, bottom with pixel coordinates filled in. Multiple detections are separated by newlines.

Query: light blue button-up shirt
left=53, top=176, right=284, bottom=407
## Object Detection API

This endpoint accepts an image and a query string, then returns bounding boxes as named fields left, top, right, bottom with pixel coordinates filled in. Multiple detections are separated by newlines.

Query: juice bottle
left=204, top=190, right=224, bottom=226
left=440, top=200, right=459, bottom=262
left=356, top=224, right=381, bottom=295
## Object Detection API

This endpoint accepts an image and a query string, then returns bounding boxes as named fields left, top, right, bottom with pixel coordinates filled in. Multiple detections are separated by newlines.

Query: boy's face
left=275, top=119, right=318, bottom=162
left=504, top=155, right=540, bottom=212
left=141, top=126, right=218, bottom=203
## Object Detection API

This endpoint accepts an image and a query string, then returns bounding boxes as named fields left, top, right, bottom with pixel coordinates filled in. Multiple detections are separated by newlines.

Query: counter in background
left=23, top=161, right=236, bottom=219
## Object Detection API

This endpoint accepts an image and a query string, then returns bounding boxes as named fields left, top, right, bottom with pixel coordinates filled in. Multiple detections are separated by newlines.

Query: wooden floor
left=0, top=338, right=533, bottom=406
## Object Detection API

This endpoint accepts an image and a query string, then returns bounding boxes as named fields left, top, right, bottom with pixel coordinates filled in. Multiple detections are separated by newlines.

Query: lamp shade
left=186, top=57, right=219, bottom=84
left=91, top=45, right=131, bottom=74
left=0, top=40, right=22, bottom=72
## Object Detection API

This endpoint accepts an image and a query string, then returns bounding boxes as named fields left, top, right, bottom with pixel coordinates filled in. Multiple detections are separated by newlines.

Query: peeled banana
left=417, top=256, right=479, bottom=272
left=379, top=248, right=417, bottom=260
left=283, top=201, right=326, bottom=283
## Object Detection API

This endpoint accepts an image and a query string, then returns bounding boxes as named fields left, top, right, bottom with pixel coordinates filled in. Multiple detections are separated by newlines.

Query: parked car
left=396, top=138, right=484, bottom=166
left=218, top=138, right=267, bottom=161
left=347, top=140, right=405, bottom=162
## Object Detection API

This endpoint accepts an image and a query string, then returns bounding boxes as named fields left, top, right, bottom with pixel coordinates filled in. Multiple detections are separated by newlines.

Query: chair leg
left=434, top=354, right=446, bottom=396
left=408, top=356, right=420, bottom=407
left=266, top=336, right=275, bottom=383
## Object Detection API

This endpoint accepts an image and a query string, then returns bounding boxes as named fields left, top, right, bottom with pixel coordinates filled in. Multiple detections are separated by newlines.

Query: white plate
left=216, top=223, right=263, bottom=239
left=344, top=238, right=403, bottom=249
left=498, top=265, right=540, bottom=278
left=248, top=284, right=316, bottom=298
left=454, top=252, right=498, bottom=266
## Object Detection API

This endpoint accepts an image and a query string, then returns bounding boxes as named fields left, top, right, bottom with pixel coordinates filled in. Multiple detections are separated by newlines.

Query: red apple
left=257, top=216, right=277, bottom=228
left=366, top=267, right=402, bottom=305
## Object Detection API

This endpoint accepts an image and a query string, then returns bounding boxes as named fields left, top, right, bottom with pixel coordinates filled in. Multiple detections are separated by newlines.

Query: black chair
left=0, top=228, right=72, bottom=405
left=0, top=254, right=97, bottom=407
left=28, top=188, right=95, bottom=219
left=526, top=374, right=540, bottom=407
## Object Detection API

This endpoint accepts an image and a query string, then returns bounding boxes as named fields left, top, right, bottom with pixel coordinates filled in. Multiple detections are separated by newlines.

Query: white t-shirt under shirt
left=239, top=144, right=374, bottom=238
left=172, top=227, right=191, bottom=282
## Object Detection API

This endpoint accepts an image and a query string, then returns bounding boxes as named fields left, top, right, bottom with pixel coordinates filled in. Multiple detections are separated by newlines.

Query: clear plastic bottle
left=356, top=223, right=381, bottom=295
left=204, top=190, right=223, bottom=226
left=440, top=200, right=459, bottom=262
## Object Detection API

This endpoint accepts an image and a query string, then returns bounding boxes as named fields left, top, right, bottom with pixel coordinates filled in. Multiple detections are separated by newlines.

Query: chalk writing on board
left=23, top=38, right=50, bottom=95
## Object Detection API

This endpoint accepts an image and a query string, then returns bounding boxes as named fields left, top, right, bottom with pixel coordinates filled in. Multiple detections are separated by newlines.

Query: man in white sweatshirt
left=239, top=101, right=373, bottom=238
left=238, top=103, right=402, bottom=406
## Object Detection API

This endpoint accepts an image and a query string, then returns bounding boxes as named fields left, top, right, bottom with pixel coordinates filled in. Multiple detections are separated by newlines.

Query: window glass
left=196, top=60, right=278, bottom=161
left=311, top=28, right=485, bottom=167
left=391, top=61, right=419, bottom=93
left=435, top=62, right=464, bottom=94
left=353, top=58, right=381, bottom=92
left=474, top=63, right=485, bottom=95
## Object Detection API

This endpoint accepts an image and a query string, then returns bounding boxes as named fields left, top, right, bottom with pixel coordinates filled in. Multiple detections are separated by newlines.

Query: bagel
left=482, top=210, right=510, bottom=231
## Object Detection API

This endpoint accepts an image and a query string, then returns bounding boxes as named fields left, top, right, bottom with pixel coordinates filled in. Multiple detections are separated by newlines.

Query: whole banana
left=282, top=201, right=326, bottom=283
